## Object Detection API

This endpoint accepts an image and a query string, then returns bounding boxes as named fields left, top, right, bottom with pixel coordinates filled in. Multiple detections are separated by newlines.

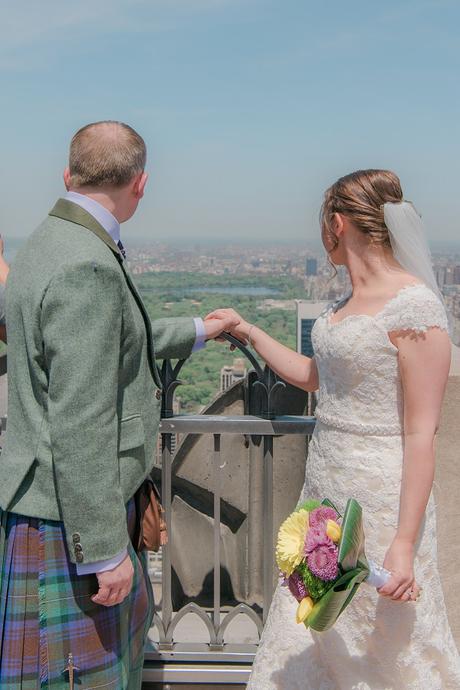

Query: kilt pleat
left=0, top=501, right=154, bottom=690
left=0, top=512, right=40, bottom=689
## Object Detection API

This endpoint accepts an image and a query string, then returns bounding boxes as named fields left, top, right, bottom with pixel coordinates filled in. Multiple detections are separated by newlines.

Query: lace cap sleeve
left=379, top=284, right=449, bottom=334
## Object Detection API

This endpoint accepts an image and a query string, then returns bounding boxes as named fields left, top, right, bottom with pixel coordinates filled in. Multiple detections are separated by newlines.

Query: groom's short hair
left=69, top=120, right=146, bottom=188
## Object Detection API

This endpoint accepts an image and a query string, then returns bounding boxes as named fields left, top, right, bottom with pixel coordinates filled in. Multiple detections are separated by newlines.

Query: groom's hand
left=92, top=553, right=134, bottom=607
left=205, top=308, right=251, bottom=344
left=203, top=312, right=241, bottom=341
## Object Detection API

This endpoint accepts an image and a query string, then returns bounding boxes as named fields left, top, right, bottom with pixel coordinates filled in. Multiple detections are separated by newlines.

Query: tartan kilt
left=0, top=499, right=154, bottom=690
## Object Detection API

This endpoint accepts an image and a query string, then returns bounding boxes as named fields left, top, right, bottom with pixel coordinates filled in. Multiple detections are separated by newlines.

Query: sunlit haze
left=1, top=0, right=459, bottom=247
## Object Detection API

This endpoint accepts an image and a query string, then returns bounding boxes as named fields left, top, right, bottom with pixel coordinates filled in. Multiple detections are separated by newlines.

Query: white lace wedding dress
left=247, top=283, right=460, bottom=690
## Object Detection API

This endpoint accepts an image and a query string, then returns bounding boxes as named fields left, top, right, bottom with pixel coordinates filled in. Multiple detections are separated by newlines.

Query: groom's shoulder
left=11, top=212, right=122, bottom=301
left=21, top=212, right=119, bottom=271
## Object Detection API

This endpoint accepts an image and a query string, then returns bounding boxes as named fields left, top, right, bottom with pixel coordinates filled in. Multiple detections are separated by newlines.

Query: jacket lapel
left=49, top=198, right=162, bottom=388
left=49, top=198, right=120, bottom=255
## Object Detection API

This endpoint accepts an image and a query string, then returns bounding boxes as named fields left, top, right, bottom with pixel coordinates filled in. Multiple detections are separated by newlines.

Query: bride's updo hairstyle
left=321, top=169, right=403, bottom=252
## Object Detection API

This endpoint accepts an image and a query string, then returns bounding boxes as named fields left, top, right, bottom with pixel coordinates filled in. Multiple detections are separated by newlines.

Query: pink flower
left=307, top=543, right=339, bottom=581
left=287, top=572, right=309, bottom=602
left=304, top=524, right=332, bottom=554
left=309, top=506, right=338, bottom=528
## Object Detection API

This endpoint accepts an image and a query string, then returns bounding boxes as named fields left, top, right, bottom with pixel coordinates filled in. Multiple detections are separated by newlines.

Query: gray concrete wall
left=169, top=380, right=308, bottom=609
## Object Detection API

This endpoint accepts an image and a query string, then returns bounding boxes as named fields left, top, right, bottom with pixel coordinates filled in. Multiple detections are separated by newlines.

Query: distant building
left=305, top=258, right=318, bottom=277
left=445, top=267, right=455, bottom=286
left=296, top=300, right=329, bottom=357
left=454, top=265, right=460, bottom=285
left=220, top=358, right=247, bottom=392
left=436, top=267, right=446, bottom=289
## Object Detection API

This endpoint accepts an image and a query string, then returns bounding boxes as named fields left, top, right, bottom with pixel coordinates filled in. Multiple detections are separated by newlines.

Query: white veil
left=383, top=201, right=445, bottom=306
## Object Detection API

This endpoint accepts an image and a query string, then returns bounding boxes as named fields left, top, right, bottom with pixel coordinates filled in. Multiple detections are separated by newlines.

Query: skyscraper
left=453, top=265, right=460, bottom=285
left=296, top=300, right=329, bottom=357
left=305, top=258, right=318, bottom=277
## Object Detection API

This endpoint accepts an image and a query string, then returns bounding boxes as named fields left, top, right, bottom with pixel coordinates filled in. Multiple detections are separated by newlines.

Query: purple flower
left=309, top=506, right=338, bottom=528
left=287, top=572, right=309, bottom=602
left=304, top=524, right=332, bottom=554
left=307, top=543, right=339, bottom=581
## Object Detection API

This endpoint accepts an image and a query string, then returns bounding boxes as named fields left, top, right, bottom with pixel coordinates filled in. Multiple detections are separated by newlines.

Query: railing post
left=247, top=439, right=264, bottom=606
left=262, top=435, right=274, bottom=624
left=211, top=433, right=224, bottom=651
left=160, top=431, right=174, bottom=650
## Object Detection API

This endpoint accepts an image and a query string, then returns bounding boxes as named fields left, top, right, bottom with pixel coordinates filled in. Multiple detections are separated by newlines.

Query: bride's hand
left=204, top=308, right=252, bottom=343
left=378, top=537, right=421, bottom=602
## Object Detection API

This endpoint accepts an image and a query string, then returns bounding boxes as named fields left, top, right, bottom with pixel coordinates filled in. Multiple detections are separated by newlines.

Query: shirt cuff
left=192, top=317, right=207, bottom=353
left=75, top=547, right=128, bottom=575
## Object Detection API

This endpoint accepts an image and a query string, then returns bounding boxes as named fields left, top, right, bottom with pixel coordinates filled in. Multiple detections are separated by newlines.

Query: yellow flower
left=296, top=596, right=314, bottom=624
left=276, top=509, right=309, bottom=576
left=326, top=519, right=342, bottom=543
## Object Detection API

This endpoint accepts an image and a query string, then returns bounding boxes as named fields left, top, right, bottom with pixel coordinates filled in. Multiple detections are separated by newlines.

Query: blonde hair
left=69, top=120, right=146, bottom=188
left=320, top=169, right=403, bottom=252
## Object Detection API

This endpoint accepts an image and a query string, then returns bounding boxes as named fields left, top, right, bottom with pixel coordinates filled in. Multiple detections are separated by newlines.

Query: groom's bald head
left=68, top=121, right=146, bottom=189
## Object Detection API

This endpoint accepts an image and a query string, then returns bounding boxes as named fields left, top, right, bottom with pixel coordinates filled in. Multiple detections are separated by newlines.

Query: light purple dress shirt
left=65, top=192, right=206, bottom=574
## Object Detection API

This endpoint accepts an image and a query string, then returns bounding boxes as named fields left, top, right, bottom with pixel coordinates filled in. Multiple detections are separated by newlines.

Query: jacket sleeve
left=42, top=261, right=129, bottom=566
left=150, top=317, right=198, bottom=360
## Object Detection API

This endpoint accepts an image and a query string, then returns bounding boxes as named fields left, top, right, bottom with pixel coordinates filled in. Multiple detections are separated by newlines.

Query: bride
left=207, top=169, right=460, bottom=689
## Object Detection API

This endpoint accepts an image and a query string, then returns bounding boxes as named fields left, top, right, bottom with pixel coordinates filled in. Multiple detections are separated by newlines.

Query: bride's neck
left=344, top=244, right=405, bottom=295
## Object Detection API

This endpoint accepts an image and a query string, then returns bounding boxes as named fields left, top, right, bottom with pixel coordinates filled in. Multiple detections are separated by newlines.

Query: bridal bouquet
left=276, top=498, right=390, bottom=632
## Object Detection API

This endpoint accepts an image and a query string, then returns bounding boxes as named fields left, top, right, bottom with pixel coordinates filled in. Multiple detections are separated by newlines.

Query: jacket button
left=74, top=543, right=83, bottom=553
left=75, top=553, right=84, bottom=564
left=155, top=389, right=162, bottom=400
left=72, top=533, right=81, bottom=543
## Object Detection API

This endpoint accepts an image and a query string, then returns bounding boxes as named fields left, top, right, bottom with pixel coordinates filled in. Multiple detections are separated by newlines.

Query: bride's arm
left=205, top=308, right=319, bottom=392
left=378, top=326, right=451, bottom=601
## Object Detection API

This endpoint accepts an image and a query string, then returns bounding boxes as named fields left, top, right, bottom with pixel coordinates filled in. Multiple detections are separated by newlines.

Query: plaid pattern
left=0, top=500, right=154, bottom=689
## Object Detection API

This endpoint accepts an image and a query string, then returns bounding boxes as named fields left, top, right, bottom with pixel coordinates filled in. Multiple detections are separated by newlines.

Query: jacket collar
left=49, top=198, right=121, bottom=258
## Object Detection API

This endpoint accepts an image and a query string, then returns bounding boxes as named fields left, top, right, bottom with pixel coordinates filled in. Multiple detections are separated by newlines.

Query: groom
left=0, top=121, right=236, bottom=689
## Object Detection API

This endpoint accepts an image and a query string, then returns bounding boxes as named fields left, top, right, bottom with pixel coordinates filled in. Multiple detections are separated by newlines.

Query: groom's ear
left=132, top=172, right=148, bottom=199
left=63, top=167, right=72, bottom=191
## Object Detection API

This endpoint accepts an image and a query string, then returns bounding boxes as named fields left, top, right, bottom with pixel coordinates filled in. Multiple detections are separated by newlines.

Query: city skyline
left=1, top=0, right=459, bottom=243
left=5, top=235, right=460, bottom=265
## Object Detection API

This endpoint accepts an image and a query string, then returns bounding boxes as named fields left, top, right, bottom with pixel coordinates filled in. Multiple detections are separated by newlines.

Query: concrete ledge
left=434, top=357, right=460, bottom=648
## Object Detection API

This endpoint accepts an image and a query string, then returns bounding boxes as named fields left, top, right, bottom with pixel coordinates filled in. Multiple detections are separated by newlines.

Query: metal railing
left=144, top=334, right=316, bottom=685
left=144, top=414, right=316, bottom=686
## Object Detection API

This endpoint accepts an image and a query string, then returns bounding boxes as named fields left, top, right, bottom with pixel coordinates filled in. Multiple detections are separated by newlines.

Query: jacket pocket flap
left=119, top=415, right=145, bottom=452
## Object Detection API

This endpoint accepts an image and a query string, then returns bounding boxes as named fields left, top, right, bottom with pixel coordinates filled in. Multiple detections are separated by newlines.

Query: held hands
left=204, top=308, right=252, bottom=344
left=92, top=553, right=134, bottom=607
left=378, top=537, right=421, bottom=603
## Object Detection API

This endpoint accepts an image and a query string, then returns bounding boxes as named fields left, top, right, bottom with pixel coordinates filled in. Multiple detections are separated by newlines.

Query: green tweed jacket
left=1, top=199, right=197, bottom=565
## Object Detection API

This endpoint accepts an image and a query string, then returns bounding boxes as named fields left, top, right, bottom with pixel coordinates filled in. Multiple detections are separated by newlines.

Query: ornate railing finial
left=158, top=332, right=286, bottom=421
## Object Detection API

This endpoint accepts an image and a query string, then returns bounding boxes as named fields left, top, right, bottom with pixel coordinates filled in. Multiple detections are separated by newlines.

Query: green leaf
left=305, top=567, right=368, bottom=632
left=321, top=497, right=342, bottom=518
left=297, top=498, right=321, bottom=512
left=337, top=499, right=366, bottom=572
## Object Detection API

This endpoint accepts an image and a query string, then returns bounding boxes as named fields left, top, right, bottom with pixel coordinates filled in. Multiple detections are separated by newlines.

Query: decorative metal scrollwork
left=159, top=332, right=286, bottom=421
left=152, top=601, right=263, bottom=649
left=159, top=358, right=187, bottom=419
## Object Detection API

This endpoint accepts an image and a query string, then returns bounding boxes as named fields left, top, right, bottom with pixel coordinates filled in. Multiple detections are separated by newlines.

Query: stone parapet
left=435, top=345, right=460, bottom=648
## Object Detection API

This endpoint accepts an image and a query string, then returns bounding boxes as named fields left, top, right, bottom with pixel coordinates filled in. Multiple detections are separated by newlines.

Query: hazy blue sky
left=1, top=0, right=459, bottom=246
